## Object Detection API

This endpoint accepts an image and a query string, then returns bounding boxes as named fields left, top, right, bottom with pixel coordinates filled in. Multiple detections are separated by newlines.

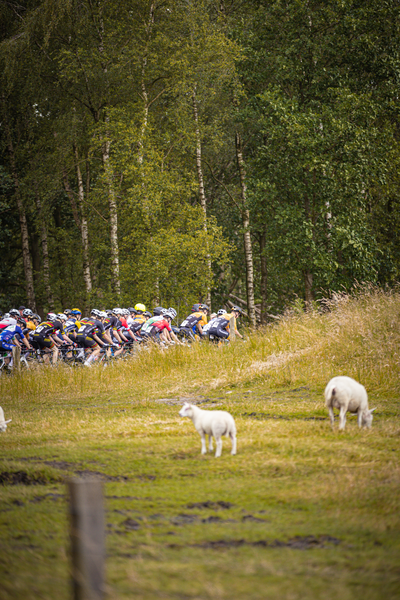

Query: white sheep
left=325, top=376, right=376, bottom=431
left=0, top=406, right=12, bottom=432
left=179, top=402, right=237, bottom=457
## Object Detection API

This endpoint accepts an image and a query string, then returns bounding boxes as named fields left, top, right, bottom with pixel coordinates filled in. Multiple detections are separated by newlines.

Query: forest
left=1, top=0, right=399, bottom=324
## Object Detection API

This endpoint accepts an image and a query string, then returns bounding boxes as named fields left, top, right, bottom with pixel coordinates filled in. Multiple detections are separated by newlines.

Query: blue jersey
left=0, top=326, right=24, bottom=350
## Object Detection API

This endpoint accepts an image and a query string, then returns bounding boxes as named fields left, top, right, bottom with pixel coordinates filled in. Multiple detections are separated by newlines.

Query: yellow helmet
left=134, top=303, right=146, bottom=312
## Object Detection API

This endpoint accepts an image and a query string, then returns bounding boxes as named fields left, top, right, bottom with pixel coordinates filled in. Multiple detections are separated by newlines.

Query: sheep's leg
left=229, top=432, right=237, bottom=455
left=357, top=410, right=363, bottom=428
left=338, top=407, right=347, bottom=431
left=215, top=436, right=222, bottom=458
left=328, top=406, right=335, bottom=428
left=209, top=435, right=213, bottom=452
left=200, top=432, right=207, bottom=454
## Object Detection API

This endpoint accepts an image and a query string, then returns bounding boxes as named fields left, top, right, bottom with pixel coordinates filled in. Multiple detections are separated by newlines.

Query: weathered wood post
left=12, top=345, right=21, bottom=372
left=229, top=316, right=236, bottom=342
left=68, top=479, right=105, bottom=600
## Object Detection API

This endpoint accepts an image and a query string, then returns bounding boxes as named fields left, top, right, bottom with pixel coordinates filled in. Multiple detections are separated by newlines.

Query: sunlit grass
left=2, top=285, right=399, bottom=405
left=0, top=286, right=399, bottom=599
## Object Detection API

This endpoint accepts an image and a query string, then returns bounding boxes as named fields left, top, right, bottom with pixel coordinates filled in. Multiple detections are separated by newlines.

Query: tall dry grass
left=2, top=285, right=400, bottom=406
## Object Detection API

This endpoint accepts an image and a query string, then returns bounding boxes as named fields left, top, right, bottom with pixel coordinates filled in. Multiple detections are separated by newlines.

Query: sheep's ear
left=369, top=408, right=376, bottom=413
left=4, top=419, right=11, bottom=424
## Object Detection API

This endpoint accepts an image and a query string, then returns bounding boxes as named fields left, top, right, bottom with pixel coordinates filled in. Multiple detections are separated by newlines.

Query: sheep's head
left=179, top=402, right=193, bottom=418
left=0, top=407, right=11, bottom=432
left=0, top=419, right=11, bottom=433
left=362, top=408, right=376, bottom=428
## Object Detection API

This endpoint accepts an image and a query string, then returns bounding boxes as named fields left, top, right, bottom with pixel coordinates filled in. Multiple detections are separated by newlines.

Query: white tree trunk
left=102, top=137, right=120, bottom=296
left=235, top=132, right=256, bottom=327
left=192, top=87, right=212, bottom=308
left=74, top=146, right=92, bottom=296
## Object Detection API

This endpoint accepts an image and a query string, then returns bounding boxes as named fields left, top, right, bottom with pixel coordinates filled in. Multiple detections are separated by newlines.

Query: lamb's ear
left=4, top=419, right=11, bottom=424
left=369, top=408, right=376, bottom=413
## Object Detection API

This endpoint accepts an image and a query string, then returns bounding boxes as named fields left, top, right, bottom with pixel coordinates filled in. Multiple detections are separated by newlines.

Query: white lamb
left=179, top=402, right=237, bottom=457
left=325, top=376, right=376, bottom=431
left=0, top=406, right=12, bottom=432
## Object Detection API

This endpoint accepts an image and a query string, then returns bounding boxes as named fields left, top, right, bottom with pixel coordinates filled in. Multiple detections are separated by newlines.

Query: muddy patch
left=0, top=471, right=58, bottom=486
left=186, top=501, right=234, bottom=510
left=190, top=535, right=340, bottom=550
left=73, top=470, right=128, bottom=482
left=243, top=412, right=326, bottom=422
left=122, top=518, right=141, bottom=530
left=171, top=513, right=199, bottom=525
left=242, top=515, right=267, bottom=523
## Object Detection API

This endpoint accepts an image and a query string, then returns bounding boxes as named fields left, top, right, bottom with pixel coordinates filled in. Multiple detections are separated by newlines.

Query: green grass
left=0, top=287, right=399, bottom=599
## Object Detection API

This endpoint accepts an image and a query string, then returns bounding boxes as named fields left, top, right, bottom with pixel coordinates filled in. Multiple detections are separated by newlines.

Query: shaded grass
left=0, top=288, right=399, bottom=599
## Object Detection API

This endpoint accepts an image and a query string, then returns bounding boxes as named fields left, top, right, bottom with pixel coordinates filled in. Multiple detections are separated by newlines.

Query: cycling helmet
left=167, top=307, right=177, bottom=319
left=232, top=305, right=243, bottom=314
left=128, top=307, right=137, bottom=314
left=91, top=309, right=101, bottom=317
left=47, top=312, right=58, bottom=321
left=134, top=303, right=146, bottom=312
left=144, top=311, right=152, bottom=318
left=17, top=317, right=25, bottom=326
left=199, top=303, right=209, bottom=312
left=9, top=309, right=19, bottom=317
left=112, top=307, right=122, bottom=315
left=164, top=310, right=175, bottom=320
left=122, top=308, right=130, bottom=316
left=153, top=306, right=165, bottom=316
left=71, top=308, right=81, bottom=315
left=100, top=311, right=107, bottom=318
left=64, top=309, right=72, bottom=316
left=217, top=309, right=227, bottom=316
left=191, top=303, right=200, bottom=313
left=23, top=308, right=33, bottom=318
left=106, top=310, right=113, bottom=316
left=160, top=308, right=168, bottom=315
left=33, top=313, right=41, bottom=323
left=57, top=313, right=67, bottom=322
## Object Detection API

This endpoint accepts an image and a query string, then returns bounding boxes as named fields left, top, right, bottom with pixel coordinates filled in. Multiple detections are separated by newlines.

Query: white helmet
left=57, top=313, right=67, bottom=322
left=217, top=309, right=227, bottom=316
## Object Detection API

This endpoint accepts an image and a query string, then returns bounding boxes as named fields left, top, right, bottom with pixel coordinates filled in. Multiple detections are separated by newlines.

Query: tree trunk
left=102, top=137, right=120, bottom=296
left=63, top=163, right=92, bottom=300
left=4, top=115, right=36, bottom=311
left=34, top=185, right=54, bottom=311
left=259, top=229, right=268, bottom=325
left=192, top=87, right=212, bottom=308
left=74, top=146, right=92, bottom=297
left=304, top=270, right=314, bottom=309
left=235, top=132, right=256, bottom=328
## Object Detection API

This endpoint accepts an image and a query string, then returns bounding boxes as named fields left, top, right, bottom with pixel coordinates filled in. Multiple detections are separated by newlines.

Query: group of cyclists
left=0, top=302, right=243, bottom=369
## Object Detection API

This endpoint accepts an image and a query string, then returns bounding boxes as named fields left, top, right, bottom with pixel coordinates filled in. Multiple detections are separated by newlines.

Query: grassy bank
left=0, top=287, right=399, bottom=599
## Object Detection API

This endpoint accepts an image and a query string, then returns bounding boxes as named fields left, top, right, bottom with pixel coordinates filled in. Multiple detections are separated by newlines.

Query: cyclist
left=0, top=321, right=31, bottom=368
left=75, top=309, right=107, bottom=366
left=23, top=309, right=37, bottom=333
left=179, top=303, right=209, bottom=340
left=141, top=309, right=180, bottom=344
left=0, top=309, right=19, bottom=330
left=207, top=306, right=243, bottom=341
left=31, top=313, right=64, bottom=364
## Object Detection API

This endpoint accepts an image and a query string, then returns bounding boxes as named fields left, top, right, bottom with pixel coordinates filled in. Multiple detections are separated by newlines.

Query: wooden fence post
left=229, top=316, right=236, bottom=342
left=12, top=346, right=21, bottom=372
left=68, top=479, right=105, bottom=600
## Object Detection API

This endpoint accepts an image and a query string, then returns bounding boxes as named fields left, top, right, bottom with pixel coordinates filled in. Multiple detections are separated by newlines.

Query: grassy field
left=0, top=288, right=399, bottom=599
